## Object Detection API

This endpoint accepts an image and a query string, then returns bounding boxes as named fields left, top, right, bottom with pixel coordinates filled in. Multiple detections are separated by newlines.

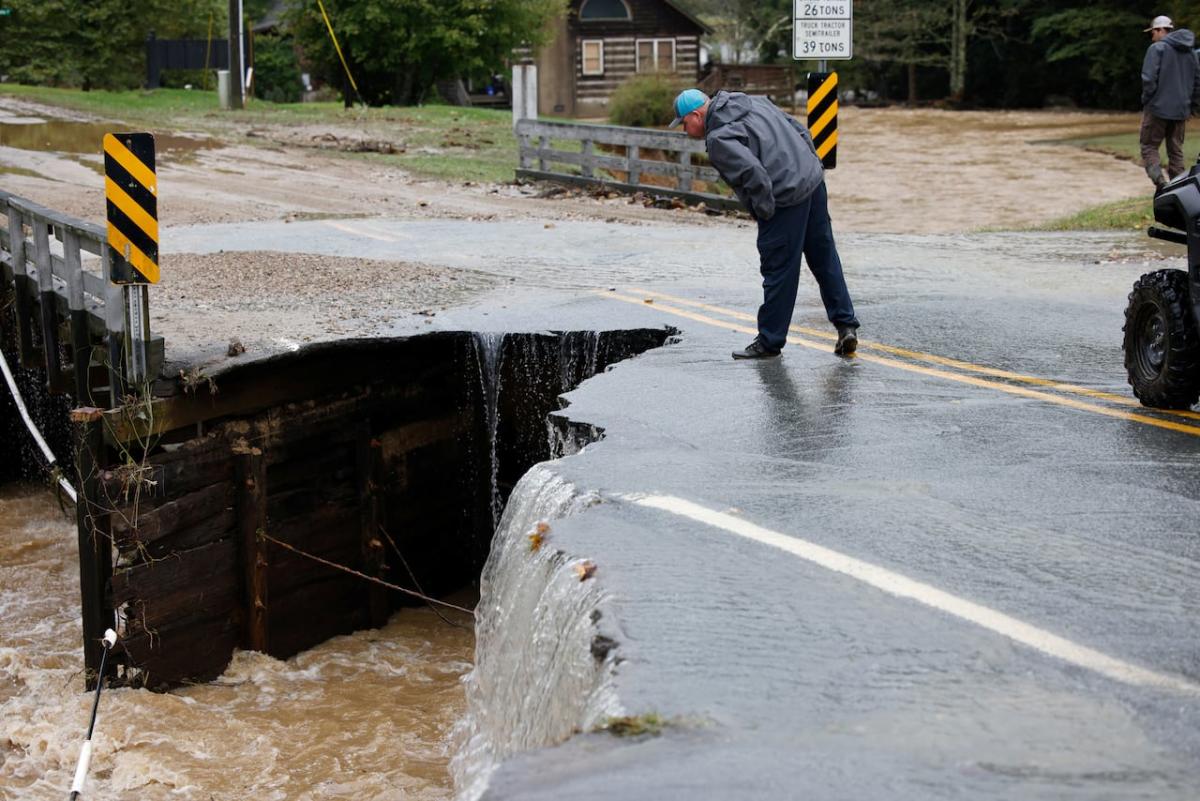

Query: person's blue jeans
left=755, top=181, right=858, bottom=351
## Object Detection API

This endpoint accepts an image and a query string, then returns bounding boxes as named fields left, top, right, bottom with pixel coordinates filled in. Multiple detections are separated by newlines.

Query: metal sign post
left=103, top=132, right=159, bottom=390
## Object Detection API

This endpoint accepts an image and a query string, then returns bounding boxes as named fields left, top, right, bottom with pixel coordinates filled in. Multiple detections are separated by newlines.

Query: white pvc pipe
left=0, top=348, right=78, bottom=503
left=68, top=739, right=92, bottom=797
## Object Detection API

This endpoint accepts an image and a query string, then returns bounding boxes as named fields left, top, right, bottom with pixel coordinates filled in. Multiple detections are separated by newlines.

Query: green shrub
left=608, top=75, right=686, bottom=128
left=253, top=34, right=303, bottom=103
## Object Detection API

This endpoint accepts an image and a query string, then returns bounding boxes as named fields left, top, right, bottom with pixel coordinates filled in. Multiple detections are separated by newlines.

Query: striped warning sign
left=806, top=72, right=838, bottom=169
left=103, top=132, right=159, bottom=284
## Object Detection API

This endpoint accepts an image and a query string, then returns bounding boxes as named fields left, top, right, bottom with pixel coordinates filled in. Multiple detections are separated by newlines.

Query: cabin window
left=581, top=40, right=605, bottom=76
left=579, top=0, right=632, bottom=21
left=636, top=38, right=676, bottom=73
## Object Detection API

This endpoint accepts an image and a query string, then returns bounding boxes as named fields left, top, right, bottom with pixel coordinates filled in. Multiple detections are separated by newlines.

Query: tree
left=1031, top=6, right=1148, bottom=107
left=673, top=0, right=790, bottom=64
left=0, top=0, right=226, bottom=90
left=287, top=0, right=565, bottom=106
left=948, top=0, right=1026, bottom=102
left=856, top=0, right=947, bottom=103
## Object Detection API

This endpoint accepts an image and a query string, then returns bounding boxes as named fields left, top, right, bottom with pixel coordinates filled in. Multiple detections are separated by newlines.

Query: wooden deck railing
left=514, top=118, right=742, bottom=211
left=0, top=189, right=162, bottom=403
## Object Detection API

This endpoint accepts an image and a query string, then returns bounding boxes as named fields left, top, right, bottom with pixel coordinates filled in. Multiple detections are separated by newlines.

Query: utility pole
left=227, top=0, right=244, bottom=109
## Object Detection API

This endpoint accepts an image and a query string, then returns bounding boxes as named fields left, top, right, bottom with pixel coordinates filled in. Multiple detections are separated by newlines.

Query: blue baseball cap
left=669, top=89, right=709, bottom=128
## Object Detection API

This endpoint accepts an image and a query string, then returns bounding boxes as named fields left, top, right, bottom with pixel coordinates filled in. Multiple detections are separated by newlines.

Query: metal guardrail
left=514, top=118, right=742, bottom=211
left=0, top=189, right=159, bottom=403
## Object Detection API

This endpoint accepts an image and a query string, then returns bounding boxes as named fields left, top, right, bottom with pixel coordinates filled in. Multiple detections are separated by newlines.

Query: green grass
left=1057, top=130, right=1200, bottom=167
left=1036, top=195, right=1154, bottom=232
left=0, top=84, right=519, bottom=184
left=1035, top=130, right=1183, bottom=231
left=0, top=83, right=223, bottom=121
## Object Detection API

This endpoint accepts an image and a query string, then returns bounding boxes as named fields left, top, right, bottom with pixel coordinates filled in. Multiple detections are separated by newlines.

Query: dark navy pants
left=755, top=181, right=858, bottom=351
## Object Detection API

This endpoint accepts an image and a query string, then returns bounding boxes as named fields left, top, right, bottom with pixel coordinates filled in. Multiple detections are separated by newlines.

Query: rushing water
left=452, top=466, right=622, bottom=801
left=472, top=333, right=506, bottom=529
left=0, top=484, right=473, bottom=801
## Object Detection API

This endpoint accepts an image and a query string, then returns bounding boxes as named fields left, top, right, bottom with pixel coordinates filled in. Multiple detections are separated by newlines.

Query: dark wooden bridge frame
left=1, top=190, right=165, bottom=683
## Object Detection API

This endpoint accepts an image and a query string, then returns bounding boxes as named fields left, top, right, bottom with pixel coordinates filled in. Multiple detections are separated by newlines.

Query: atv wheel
left=1123, top=269, right=1200, bottom=409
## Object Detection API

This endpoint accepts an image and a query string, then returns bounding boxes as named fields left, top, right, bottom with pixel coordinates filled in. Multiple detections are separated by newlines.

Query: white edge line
left=628, top=493, right=1199, bottom=697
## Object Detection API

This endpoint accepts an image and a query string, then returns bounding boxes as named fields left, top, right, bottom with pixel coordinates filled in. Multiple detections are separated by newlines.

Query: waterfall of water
left=450, top=466, right=622, bottom=801
left=559, top=330, right=601, bottom=392
left=472, top=333, right=506, bottom=528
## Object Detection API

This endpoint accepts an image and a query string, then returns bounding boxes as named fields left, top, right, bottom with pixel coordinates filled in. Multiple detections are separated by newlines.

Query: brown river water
left=0, top=483, right=474, bottom=801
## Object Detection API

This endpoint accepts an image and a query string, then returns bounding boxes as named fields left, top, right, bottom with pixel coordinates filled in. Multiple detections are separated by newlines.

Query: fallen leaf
left=536, top=522, right=551, bottom=535
left=575, top=560, right=597, bottom=581
left=529, top=532, right=544, bottom=551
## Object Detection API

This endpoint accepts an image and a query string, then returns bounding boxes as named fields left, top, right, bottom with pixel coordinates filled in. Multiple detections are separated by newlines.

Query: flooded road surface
left=0, top=484, right=472, bottom=801
left=0, top=118, right=218, bottom=157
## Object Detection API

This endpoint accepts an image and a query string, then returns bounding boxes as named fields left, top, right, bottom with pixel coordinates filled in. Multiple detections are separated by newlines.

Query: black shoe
left=834, top=325, right=858, bottom=356
left=732, top=340, right=780, bottom=360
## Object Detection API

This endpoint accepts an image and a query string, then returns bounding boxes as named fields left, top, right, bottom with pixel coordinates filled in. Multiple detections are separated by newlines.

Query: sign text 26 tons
left=794, top=1, right=852, bottom=61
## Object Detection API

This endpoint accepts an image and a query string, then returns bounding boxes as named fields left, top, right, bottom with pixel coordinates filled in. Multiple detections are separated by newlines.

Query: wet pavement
left=420, top=222, right=1195, bottom=798
left=62, top=214, right=1200, bottom=795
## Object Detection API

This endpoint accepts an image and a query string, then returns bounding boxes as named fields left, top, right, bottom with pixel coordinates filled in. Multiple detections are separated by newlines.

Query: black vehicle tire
left=1123, top=269, right=1200, bottom=409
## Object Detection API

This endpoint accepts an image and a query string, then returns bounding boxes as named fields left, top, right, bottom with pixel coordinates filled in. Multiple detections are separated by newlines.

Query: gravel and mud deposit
left=0, top=95, right=1157, bottom=366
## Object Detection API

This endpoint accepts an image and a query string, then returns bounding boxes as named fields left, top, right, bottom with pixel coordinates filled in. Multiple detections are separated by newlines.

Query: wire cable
left=258, top=530, right=475, bottom=617
left=378, top=524, right=471, bottom=629
left=0, top=348, right=77, bottom=503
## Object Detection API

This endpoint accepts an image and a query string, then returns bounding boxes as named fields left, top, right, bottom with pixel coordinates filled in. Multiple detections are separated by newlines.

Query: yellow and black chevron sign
left=103, top=132, right=159, bottom=284
left=806, top=72, right=838, bottom=169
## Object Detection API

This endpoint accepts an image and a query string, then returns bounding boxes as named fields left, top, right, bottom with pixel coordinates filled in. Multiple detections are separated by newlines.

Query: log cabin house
left=534, top=0, right=711, bottom=118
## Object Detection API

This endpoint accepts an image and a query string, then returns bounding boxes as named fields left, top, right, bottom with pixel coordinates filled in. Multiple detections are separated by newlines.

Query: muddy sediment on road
left=154, top=251, right=503, bottom=368
left=823, top=107, right=1151, bottom=233
left=0, top=96, right=1155, bottom=235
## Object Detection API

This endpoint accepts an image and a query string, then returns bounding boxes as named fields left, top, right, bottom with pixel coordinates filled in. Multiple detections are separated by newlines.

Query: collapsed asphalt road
left=162, top=219, right=1199, bottom=798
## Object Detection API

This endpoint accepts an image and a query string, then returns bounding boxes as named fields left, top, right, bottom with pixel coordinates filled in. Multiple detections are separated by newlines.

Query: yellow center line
left=599, top=291, right=1200, bottom=438
left=630, top=288, right=1200, bottom=423
left=323, top=220, right=397, bottom=242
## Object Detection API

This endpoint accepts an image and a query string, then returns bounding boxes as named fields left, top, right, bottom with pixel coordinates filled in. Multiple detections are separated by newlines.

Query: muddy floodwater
left=0, top=118, right=218, bottom=157
left=0, top=484, right=473, bottom=801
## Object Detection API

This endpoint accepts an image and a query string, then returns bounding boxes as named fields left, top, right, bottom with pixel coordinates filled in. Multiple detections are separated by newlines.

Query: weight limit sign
left=794, top=1, right=853, bottom=61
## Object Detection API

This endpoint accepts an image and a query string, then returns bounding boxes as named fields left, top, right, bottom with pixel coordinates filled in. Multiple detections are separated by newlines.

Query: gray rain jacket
left=703, top=91, right=823, bottom=221
left=1141, top=28, right=1200, bottom=120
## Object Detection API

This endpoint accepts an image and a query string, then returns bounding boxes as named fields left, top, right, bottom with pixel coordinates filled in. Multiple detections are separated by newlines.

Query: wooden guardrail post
left=518, top=129, right=533, bottom=170
left=31, top=218, right=68, bottom=393
left=581, top=139, right=594, bottom=179
left=101, top=247, right=126, bottom=403
left=63, top=230, right=92, bottom=403
left=513, top=119, right=741, bottom=210
left=678, top=151, right=693, bottom=193
left=5, top=203, right=37, bottom=367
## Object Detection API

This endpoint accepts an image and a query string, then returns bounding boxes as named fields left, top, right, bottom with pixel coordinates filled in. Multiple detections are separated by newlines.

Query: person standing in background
left=1140, top=15, right=1200, bottom=189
